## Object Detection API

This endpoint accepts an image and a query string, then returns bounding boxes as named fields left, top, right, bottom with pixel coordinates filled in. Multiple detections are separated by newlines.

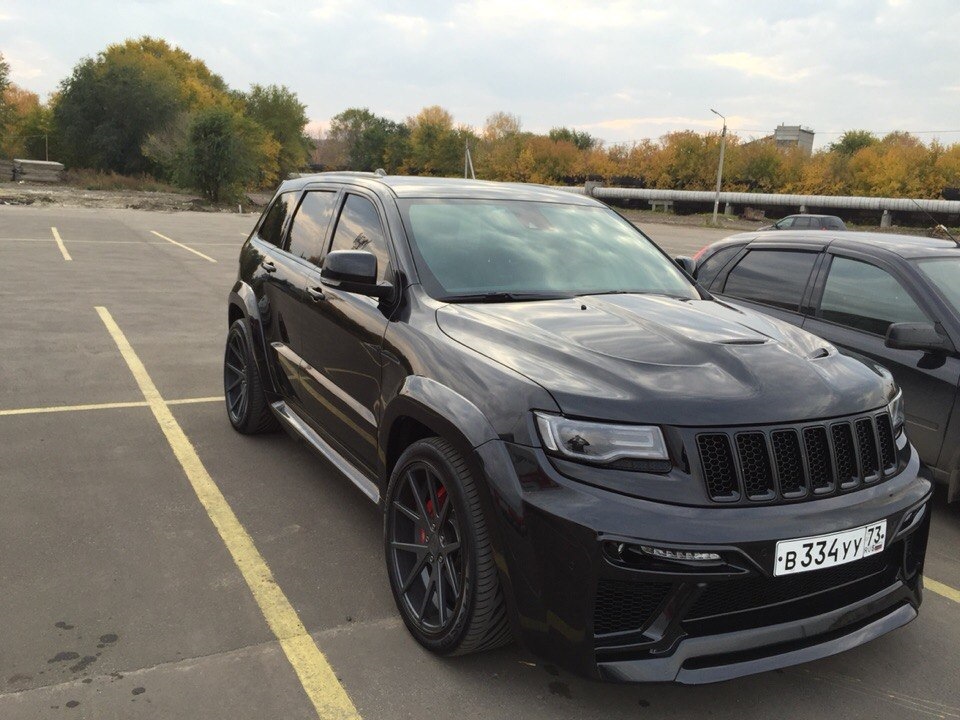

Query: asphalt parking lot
left=1, top=205, right=958, bottom=720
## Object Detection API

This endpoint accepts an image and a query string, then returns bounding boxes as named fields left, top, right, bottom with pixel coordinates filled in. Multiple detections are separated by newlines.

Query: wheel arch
left=227, top=280, right=276, bottom=395
left=380, top=376, right=499, bottom=487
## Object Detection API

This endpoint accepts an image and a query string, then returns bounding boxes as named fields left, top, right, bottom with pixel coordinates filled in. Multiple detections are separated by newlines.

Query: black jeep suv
left=225, top=173, right=930, bottom=683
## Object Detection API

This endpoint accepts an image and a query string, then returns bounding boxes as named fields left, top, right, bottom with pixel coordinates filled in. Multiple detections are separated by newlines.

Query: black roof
left=280, top=172, right=601, bottom=205
left=719, top=230, right=960, bottom=259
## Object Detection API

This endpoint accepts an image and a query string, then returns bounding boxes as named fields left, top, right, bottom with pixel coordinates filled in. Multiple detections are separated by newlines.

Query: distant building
left=773, top=124, right=815, bottom=155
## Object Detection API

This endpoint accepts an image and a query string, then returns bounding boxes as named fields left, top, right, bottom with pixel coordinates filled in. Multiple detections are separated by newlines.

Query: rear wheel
left=223, top=318, right=278, bottom=434
left=385, top=437, right=512, bottom=655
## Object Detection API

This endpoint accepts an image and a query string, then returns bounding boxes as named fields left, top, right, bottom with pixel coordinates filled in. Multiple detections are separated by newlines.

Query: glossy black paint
left=695, top=230, right=960, bottom=501
left=228, top=174, right=930, bottom=682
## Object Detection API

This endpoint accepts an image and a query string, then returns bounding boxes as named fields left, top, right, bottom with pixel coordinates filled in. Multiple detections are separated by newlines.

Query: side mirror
left=674, top=256, right=697, bottom=277
left=885, top=322, right=954, bottom=354
left=321, top=250, right=394, bottom=300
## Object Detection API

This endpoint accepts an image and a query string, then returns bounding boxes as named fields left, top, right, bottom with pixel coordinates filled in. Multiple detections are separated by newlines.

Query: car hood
left=436, top=294, right=891, bottom=426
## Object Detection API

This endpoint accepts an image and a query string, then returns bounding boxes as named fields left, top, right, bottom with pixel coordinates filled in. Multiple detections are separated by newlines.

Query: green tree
left=328, top=107, right=408, bottom=171
left=52, top=37, right=230, bottom=174
left=244, top=84, right=310, bottom=177
left=0, top=52, right=11, bottom=131
left=180, top=107, right=276, bottom=202
left=830, top=130, right=877, bottom=156
left=548, top=126, right=598, bottom=151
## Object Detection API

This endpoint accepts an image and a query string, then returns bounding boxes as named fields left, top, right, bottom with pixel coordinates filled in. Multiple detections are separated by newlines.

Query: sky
left=2, top=0, right=959, bottom=148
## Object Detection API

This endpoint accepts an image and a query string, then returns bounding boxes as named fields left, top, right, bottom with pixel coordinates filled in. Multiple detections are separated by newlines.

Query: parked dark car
left=225, top=174, right=929, bottom=683
left=760, top=214, right=847, bottom=231
left=691, top=230, right=959, bottom=503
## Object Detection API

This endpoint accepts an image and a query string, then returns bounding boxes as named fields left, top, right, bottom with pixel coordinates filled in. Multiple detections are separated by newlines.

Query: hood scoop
left=718, top=338, right=768, bottom=346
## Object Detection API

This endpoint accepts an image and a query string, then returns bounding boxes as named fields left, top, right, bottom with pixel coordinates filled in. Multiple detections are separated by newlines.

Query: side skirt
left=271, top=400, right=381, bottom=504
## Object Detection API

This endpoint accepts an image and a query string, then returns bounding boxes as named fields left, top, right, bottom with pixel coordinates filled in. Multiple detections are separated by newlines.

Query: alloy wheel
left=388, top=462, right=465, bottom=633
left=224, top=329, right=249, bottom=424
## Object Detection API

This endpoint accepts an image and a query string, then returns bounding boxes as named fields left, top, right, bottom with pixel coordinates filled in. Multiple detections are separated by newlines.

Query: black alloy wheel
left=389, top=460, right=465, bottom=633
left=223, top=318, right=278, bottom=434
left=385, top=437, right=512, bottom=655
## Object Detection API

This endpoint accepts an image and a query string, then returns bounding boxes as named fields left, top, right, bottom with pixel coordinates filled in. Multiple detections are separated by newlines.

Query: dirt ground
left=0, top=181, right=273, bottom=213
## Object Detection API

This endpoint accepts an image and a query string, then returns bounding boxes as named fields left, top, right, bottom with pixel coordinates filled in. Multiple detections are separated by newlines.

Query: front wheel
left=384, top=437, right=512, bottom=655
left=223, top=318, right=278, bottom=434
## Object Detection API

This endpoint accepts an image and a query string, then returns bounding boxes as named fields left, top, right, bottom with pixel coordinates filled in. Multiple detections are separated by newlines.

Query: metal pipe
left=588, top=187, right=960, bottom=214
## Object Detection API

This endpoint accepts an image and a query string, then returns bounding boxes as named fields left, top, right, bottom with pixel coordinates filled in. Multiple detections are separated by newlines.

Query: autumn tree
left=403, top=106, right=472, bottom=176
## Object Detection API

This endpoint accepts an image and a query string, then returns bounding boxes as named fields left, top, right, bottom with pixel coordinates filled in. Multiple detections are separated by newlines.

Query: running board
left=271, top=400, right=380, bottom=504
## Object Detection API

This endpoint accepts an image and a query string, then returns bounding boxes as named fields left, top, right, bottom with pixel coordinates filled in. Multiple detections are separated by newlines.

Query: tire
left=223, top=318, right=279, bottom=434
left=384, top=437, right=512, bottom=655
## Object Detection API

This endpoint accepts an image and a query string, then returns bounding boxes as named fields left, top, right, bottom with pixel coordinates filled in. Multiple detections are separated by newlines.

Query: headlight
left=535, top=412, right=669, bottom=464
left=887, top=390, right=905, bottom=437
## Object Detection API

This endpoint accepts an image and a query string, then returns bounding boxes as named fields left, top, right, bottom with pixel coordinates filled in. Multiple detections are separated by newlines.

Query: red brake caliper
left=418, top=486, right=447, bottom=543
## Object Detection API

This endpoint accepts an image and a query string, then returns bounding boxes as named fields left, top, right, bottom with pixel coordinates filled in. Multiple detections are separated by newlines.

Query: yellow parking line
left=927, top=577, right=960, bottom=603
left=95, top=306, right=359, bottom=720
left=167, top=396, right=224, bottom=406
left=0, top=396, right=223, bottom=417
left=150, top=230, right=218, bottom=263
left=51, top=226, right=71, bottom=261
left=0, top=399, right=148, bottom=417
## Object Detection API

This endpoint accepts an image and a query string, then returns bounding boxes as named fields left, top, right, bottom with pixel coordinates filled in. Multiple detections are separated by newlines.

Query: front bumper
left=474, top=439, right=931, bottom=683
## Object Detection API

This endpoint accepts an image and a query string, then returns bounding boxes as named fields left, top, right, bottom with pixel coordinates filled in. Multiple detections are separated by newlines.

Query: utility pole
left=711, top=108, right=726, bottom=225
left=464, top=139, right=475, bottom=179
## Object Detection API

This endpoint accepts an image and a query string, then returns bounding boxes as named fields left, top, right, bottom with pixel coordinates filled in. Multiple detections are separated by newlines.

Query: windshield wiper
left=442, top=291, right=572, bottom=303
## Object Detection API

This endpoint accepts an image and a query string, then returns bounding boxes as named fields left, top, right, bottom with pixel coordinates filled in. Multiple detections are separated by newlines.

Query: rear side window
left=723, top=250, right=818, bottom=311
left=695, top=245, right=743, bottom=288
left=287, top=190, right=337, bottom=265
left=257, top=192, right=297, bottom=247
left=329, top=194, right=391, bottom=282
left=819, top=257, right=928, bottom=335
left=824, top=217, right=845, bottom=230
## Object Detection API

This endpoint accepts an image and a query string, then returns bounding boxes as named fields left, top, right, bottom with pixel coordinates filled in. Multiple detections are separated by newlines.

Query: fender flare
left=227, top=281, right=276, bottom=394
left=380, top=376, right=499, bottom=475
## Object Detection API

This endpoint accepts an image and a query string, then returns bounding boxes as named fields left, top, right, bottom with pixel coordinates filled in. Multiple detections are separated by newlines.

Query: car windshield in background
left=916, top=257, right=960, bottom=313
left=398, top=199, right=697, bottom=301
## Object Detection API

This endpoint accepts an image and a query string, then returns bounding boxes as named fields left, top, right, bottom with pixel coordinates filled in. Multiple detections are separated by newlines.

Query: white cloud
left=703, top=52, right=812, bottom=82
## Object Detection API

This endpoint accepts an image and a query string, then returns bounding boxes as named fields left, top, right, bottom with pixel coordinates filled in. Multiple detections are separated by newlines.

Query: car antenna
left=909, top=198, right=960, bottom=247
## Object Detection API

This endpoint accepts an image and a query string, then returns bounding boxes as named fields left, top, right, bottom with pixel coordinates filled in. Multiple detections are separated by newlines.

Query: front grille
left=876, top=413, right=897, bottom=471
left=698, top=411, right=896, bottom=504
left=686, top=552, right=890, bottom=621
left=697, top=434, right=738, bottom=500
left=855, top=418, right=881, bottom=482
left=593, top=579, right=672, bottom=636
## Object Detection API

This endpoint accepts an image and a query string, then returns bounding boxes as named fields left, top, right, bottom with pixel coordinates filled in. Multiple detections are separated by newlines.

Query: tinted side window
left=329, top=194, right=391, bottom=282
left=819, top=257, right=928, bottom=335
left=793, top=217, right=812, bottom=229
left=696, top=245, right=743, bottom=288
left=824, top=217, right=845, bottom=230
left=287, top=191, right=337, bottom=265
left=257, top=192, right=297, bottom=247
left=723, top=250, right=818, bottom=311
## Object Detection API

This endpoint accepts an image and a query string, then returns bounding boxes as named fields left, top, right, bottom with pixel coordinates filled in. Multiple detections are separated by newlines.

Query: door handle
left=306, top=286, right=326, bottom=302
left=260, top=259, right=277, bottom=273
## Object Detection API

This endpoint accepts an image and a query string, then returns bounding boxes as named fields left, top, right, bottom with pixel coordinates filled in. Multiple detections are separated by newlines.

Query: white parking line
left=150, top=230, right=218, bottom=263
left=51, top=227, right=71, bottom=261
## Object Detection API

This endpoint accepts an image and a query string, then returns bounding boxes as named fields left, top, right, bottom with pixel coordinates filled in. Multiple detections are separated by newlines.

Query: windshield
left=916, top=257, right=960, bottom=313
left=397, top=199, right=697, bottom=301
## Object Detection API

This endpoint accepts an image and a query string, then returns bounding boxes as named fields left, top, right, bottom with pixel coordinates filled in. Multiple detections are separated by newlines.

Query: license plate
left=774, top=520, right=887, bottom=577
